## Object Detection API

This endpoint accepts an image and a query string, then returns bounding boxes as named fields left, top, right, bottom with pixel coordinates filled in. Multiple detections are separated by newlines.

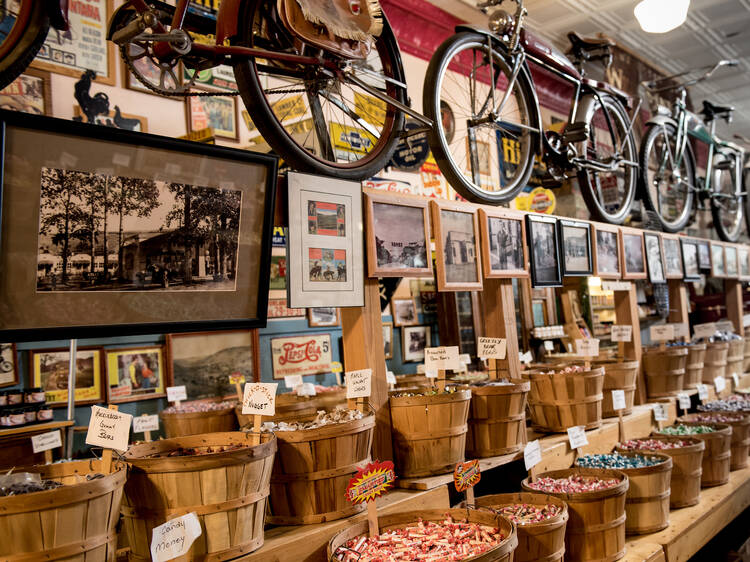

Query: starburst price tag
left=346, top=460, right=396, bottom=504
left=454, top=460, right=481, bottom=492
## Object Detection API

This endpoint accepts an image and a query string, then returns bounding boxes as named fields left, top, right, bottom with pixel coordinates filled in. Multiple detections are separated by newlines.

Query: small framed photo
left=0, top=343, right=18, bottom=387
left=287, top=172, right=364, bottom=307
left=364, top=190, right=432, bottom=278
left=532, top=300, right=547, bottom=327
left=402, top=325, right=431, bottom=362
left=478, top=207, right=528, bottom=278
left=106, top=346, right=168, bottom=403
left=644, top=233, right=666, bottom=283
left=186, top=91, right=239, bottom=141
left=308, top=307, right=341, bottom=327
left=29, top=347, right=105, bottom=406
left=619, top=228, right=647, bottom=280
left=661, top=234, right=684, bottom=279
left=0, top=68, right=52, bottom=115
left=392, top=297, right=419, bottom=327
left=525, top=214, right=561, bottom=288
left=383, top=322, right=394, bottom=359
left=558, top=219, right=593, bottom=276
left=430, top=200, right=483, bottom=291
left=681, top=239, right=701, bottom=282
left=697, top=240, right=712, bottom=271
left=739, top=246, right=750, bottom=281
left=711, top=242, right=726, bottom=278
left=592, top=224, right=621, bottom=279
left=724, top=244, right=739, bottom=279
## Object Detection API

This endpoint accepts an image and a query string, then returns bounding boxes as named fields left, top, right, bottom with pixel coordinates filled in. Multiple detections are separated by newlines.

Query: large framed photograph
left=697, top=240, right=712, bottom=271
left=402, top=325, right=431, bottom=362
left=525, top=215, right=561, bottom=288
left=383, top=322, right=393, bottom=359
left=711, top=242, right=726, bottom=278
left=644, top=233, right=666, bottom=284
left=186, top=92, right=239, bottom=141
left=661, top=234, right=684, bottom=280
left=592, top=224, right=621, bottom=279
left=619, top=229, right=647, bottom=280
left=681, top=239, right=701, bottom=282
left=308, top=307, right=341, bottom=327
left=430, top=199, right=483, bottom=291
left=167, top=330, right=260, bottom=399
left=724, top=244, right=739, bottom=279
left=558, top=219, right=593, bottom=276
left=0, top=111, right=277, bottom=341
left=364, top=190, right=431, bottom=278
left=29, top=347, right=105, bottom=406
left=0, top=68, right=52, bottom=115
left=739, top=246, right=750, bottom=281
left=478, top=207, right=528, bottom=278
left=106, top=346, right=168, bottom=403
left=287, top=172, right=363, bottom=307
left=0, top=343, right=18, bottom=387
left=392, top=297, right=419, bottom=327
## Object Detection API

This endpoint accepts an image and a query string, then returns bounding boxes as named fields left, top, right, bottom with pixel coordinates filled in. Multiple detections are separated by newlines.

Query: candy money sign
left=454, top=460, right=481, bottom=492
left=271, top=334, right=332, bottom=378
left=346, top=460, right=396, bottom=504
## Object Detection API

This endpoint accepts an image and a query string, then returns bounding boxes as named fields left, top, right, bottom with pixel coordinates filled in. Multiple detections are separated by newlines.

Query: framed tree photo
left=681, top=239, right=701, bottom=282
left=644, top=232, right=666, bottom=284
left=29, top=347, right=105, bottom=406
left=478, top=207, right=528, bottom=278
left=0, top=343, right=18, bottom=388
left=526, top=214, right=561, bottom=288
left=430, top=199, right=483, bottom=291
left=711, top=242, right=726, bottom=278
left=106, top=346, right=168, bottom=403
left=724, top=244, right=739, bottom=279
left=619, top=228, right=647, bottom=280
left=592, top=224, right=621, bottom=279
left=661, top=234, right=684, bottom=280
left=308, top=307, right=341, bottom=327
left=402, top=325, right=431, bottom=362
left=558, top=219, right=593, bottom=276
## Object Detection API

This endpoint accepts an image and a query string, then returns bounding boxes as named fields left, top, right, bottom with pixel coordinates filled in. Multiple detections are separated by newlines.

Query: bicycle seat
left=567, top=32, right=615, bottom=52
left=701, top=100, right=734, bottom=121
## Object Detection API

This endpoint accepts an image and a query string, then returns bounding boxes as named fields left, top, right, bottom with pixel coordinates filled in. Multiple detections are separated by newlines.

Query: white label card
left=424, top=346, right=460, bottom=371
left=150, top=512, right=202, bottom=562
left=425, top=369, right=438, bottom=379
left=694, top=323, right=717, bottom=339
left=678, top=393, right=691, bottom=410
left=575, top=339, right=599, bottom=357
left=284, top=375, right=303, bottom=389
left=650, top=324, right=674, bottom=342
left=31, top=430, right=62, bottom=454
left=714, top=375, right=726, bottom=393
left=611, top=390, right=626, bottom=411
left=459, top=353, right=472, bottom=365
left=602, top=281, right=631, bottom=292
left=296, top=382, right=317, bottom=397
left=133, top=415, right=159, bottom=433
left=544, top=340, right=554, bottom=351
left=611, top=325, right=632, bottom=342
left=386, top=371, right=397, bottom=385
left=653, top=403, right=668, bottom=421
left=477, top=337, right=507, bottom=360
left=166, top=386, right=187, bottom=402
left=242, top=383, right=278, bottom=415
left=524, top=440, right=542, bottom=471
left=346, top=369, right=372, bottom=399
left=716, top=320, right=735, bottom=333
left=567, top=425, right=588, bottom=449
left=672, top=323, right=689, bottom=339
left=85, top=406, right=132, bottom=452
left=697, top=383, right=709, bottom=400
left=519, top=351, right=534, bottom=364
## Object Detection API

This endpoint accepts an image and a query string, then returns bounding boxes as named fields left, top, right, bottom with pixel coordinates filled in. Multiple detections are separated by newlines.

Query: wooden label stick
left=101, top=404, right=119, bottom=474
left=242, top=382, right=277, bottom=447
left=489, top=358, right=498, bottom=380
left=44, top=449, right=53, bottom=464
left=234, top=383, right=243, bottom=402
left=437, top=369, right=446, bottom=392
left=367, top=500, right=379, bottom=537
left=466, top=486, right=475, bottom=505
left=618, top=410, right=625, bottom=443
left=251, top=414, right=263, bottom=446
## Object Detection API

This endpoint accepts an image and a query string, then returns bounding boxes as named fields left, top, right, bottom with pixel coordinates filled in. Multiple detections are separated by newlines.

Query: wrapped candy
left=658, top=424, right=716, bottom=435
left=576, top=453, right=662, bottom=469
left=162, top=399, right=236, bottom=414
left=617, top=438, right=690, bottom=450
left=491, top=503, right=562, bottom=525
left=263, top=407, right=363, bottom=431
left=526, top=475, right=619, bottom=493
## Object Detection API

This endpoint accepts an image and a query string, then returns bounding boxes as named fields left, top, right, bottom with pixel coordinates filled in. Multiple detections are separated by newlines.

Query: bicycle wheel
left=710, top=152, right=744, bottom=242
left=638, top=122, right=695, bottom=232
left=423, top=32, right=536, bottom=204
left=577, top=94, right=637, bottom=225
left=233, top=1, right=405, bottom=180
left=0, top=1, right=49, bottom=91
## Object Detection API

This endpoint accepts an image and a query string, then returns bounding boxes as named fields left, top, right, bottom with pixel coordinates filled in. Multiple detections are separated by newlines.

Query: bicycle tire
left=0, top=1, right=49, bottom=91
left=577, top=94, right=637, bottom=225
left=232, top=0, right=405, bottom=180
left=423, top=31, right=536, bottom=204
left=710, top=152, right=744, bottom=242
left=638, top=122, right=695, bottom=232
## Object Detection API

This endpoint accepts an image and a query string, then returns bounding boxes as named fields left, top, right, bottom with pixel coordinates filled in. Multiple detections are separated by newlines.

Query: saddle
left=279, top=0, right=383, bottom=59
left=701, top=100, right=734, bottom=123
left=567, top=31, right=614, bottom=68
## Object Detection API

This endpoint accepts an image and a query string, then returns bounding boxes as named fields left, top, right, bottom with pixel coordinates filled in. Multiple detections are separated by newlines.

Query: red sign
left=346, top=460, right=396, bottom=504
left=271, top=334, right=332, bottom=378
left=454, top=460, right=481, bottom=492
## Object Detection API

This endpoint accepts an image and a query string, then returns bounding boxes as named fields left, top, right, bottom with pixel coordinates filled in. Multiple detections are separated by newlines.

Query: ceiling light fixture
left=634, top=0, right=690, bottom=33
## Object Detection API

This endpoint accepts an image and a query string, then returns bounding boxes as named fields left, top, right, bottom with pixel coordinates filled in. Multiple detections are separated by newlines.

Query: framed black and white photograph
left=593, top=224, right=620, bottom=279
left=308, top=307, right=341, bottom=327
left=711, top=242, right=726, bottom=278
left=383, top=322, right=393, bottom=360
left=681, top=239, right=701, bottom=282
left=697, top=241, right=712, bottom=271
left=644, top=233, right=666, bottom=283
left=558, top=219, right=592, bottom=276
left=525, top=215, right=561, bottom=288
left=392, top=297, right=419, bottom=327
left=0, top=343, right=18, bottom=388
left=739, top=246, right=750, bottom=281
left=619, top=229, right=647, bottom=280
left=0, top=111, right=277, bottom=341
left=725, top=244, right=739, bottom=279
left=402, top=325, right=431, bottom=363
left=364, top=190, right=431, bottom=278
left=661, top=235, right=683, bottom=280
left=287, top=172, right=363, bottom=307
left=430, top=200, right=483, bottom=291
left=478, top=207, right=528, bottom=278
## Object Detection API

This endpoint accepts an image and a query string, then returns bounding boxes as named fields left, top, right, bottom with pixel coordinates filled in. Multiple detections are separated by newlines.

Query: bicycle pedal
left=562, top=122, right=589, bottom=144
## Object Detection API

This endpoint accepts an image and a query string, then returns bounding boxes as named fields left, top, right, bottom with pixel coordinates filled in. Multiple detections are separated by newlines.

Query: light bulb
left=634, top=0, right=690, bottom=33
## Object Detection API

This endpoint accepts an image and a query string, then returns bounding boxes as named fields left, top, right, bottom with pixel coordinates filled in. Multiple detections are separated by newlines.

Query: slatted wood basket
left=595, top=360, right=639, bottom=418
left=235, top=390, right=346, bottom=427
left=684, top=343, right=706, bottom=389
left=0, top=459, right=125, bottom=561
left=160, top=398, right=238, bottom=437
left=643, top=346, right=687, bottom=398
left=726, top=337, right=745, bottom=386
left=122, top=431, right=276, bottom=560
left=679, top=412, right=750, bottom=471
left=327, top=508, right=518, bottom=562
left=655, top=422, right=732, bottom=487
left=522, top=468, right=628, bottom=562
left=703, top=341, right=729, bottom=384
left=743, top=337, right=750, bottom=373
left=467, top=380, right=530, bottom=458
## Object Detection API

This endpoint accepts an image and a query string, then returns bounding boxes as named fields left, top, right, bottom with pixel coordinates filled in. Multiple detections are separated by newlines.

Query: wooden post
left=482, top=279, right=522, bottom=380
left=466, top=486, right=475, bottom=505
left=342, top=277, right=392, bottom=461
left=614, top=283, right=645, bottom=404
left=519, top=278, right=534, bottom=351
left=726, top=280, right=745, bottom=336
left=44, top=449, right=53, bottom=464
left=668, top=280, right=690, bottom=341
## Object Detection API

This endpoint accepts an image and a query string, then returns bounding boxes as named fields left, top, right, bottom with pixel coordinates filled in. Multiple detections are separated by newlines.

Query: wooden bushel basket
left=703, top=341, right=729, bottom=384
left=268, top=411, right=375, bottom=524
left=467, top=380, right=530, bottom=458
left=595, top=360, right=639, bottom=418
left=0, top=459, right=125, bottom=561
left=472, top=492, right=568, bottom=562
left=160, top=399, right=238, bottom=437
left=684, top=343, right=706, bottom=389
left=679, top=412, right=750, bottom=471
left=743, top=338, right=750, bottom=372
left=656, top=422, right=732, bottom=487
left=643, top=346, right=687, bottom=398
left=122, top=432, right=276, bottom=561
left=522, top=468, right=628, bottom=562
left=390, top=388, right=471, bottom=477
left=327, top=508, right=518, bottom=562
left=235, top=391, right=344, bottom=427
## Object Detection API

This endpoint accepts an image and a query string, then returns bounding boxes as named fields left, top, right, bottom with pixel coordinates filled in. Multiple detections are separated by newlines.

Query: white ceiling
left=427, top=0, right=750, bottom=141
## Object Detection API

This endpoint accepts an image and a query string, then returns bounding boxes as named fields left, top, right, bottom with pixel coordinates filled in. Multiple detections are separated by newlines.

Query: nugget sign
left=242, top=383, right=278, bottom=415
left=271, top=334, right=332, bottom=378
left=346, top=460, right=396, bottom=504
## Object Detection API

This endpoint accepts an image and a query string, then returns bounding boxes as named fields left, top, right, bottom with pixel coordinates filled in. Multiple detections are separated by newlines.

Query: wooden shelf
left=0, top=420, right=73, bottom=438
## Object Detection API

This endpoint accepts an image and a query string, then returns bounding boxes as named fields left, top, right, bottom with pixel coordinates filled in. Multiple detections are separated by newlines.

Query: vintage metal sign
left=271, top=334, right=332, bottom=378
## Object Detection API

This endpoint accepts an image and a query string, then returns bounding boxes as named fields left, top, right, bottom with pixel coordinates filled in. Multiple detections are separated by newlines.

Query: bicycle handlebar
left=476, top=0, right=521, bottom=13
left=641, top=59, right=739, bottom=94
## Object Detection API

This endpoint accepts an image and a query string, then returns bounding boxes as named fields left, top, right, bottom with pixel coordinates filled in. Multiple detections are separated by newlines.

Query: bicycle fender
left=645, top=114, right=678, bottom=129
left=217, top=0, right=243, bottom=45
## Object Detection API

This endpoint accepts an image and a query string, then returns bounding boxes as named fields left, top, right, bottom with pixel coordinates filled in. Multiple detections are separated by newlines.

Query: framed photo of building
left=29, top=347, right=105, bottom=406
left=392, top=297, right=418, bottom=327
left=478, top=207, right=528, bottom=278
left=0, top=68, right=51, bottom=115
left=525, top=214, right=561, bottom=288
left=364, top=190, right=432, bottom=277
left=724, top=244, right=739, bottom=279
left=592, top=224, right=621, bottom=279
left=644, top=233, right=666, bottom=284
left=287, top=172, right=364, bottom=308
left=681, top=239, right=701, bottom=282
left=0, top=111, right=277, bottom=341
left=402, top=326, right=431, bottom=362
left=711, top=242, right=726, bottom=278
left=186, top=92, right=239, bottom=141
left=558, top=219, right=592, bottom=276
left=619, top=228, right=647, bottom=280
left=739, top=246, right=750, bottom=281
left=0, top=343, right=18, bottom=387
left=308, top=307, right=341, bottom=327
left=430, top=199, right=483, bottom=291
left=661, top=234, right=684, bottom=279
left=106, top=346, right=168, bottom=403
left=697, top=240, right=711, bottom=271
left=383, top=322, right=393, bottom=359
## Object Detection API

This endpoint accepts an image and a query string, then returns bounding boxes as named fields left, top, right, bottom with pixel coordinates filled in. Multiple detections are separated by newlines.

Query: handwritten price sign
left=242, top=383, right=278, bottom=415
left=424, top=346, right=460, bottom=371
left=477, top=337, right=507, bottom=360
left=346, top=460, right=396, bottom=504
left=85, top=406, right=132, bottom=452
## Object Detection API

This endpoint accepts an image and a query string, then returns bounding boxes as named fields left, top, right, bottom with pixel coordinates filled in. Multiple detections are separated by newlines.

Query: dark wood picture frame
left=29, top=346, right=106, bottom=407
left=401, top=325, right=431, bottom=363
left=697, top=240, right=712, bottom=271
left=185, top=89, right=240, bottom=141
left=680, top=238, right=701, bottom=282
left=661, top=234, right=684, bottom=280
left=644, top=232, right=666, bottom=284
left=558, top=219, right=593, bottom=276
left=525, top=214, right=561, bottom=288
left=619, top=228, right=648, bottom=280
left=711, top=242, right=726, bottom=278
left=430, top=199, right=483, bottom=291
left=0, top=67, right=52, bottom=115
left=0, top=343, right=18, bottom=388
left=105, top=345, right=170, bottom=403
left=392, top=297, right=419, bottom=327
left=478, top=206, right=529, bottom=278
left=592, top=224, right=621, bottom=279
left=307, top=307, right=341, bottom=327
left=724, top=244, right=739, bottom=280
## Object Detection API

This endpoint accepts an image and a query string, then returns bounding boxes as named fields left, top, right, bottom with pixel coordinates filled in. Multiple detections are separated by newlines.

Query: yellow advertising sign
left=354, top=92, right=386, bottom=127
left=330, top=123, right=375, bottom=155
left=242, top=95, right=307, bottom=132
left=513, top=186, right=556, bottom=214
